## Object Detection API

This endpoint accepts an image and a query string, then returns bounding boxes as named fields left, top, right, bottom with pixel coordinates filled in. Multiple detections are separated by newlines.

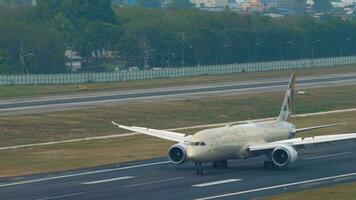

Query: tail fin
left=278, top=73, right=296, bottom=122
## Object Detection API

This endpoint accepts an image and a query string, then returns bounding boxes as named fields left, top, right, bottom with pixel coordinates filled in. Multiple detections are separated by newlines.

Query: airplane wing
left=293, top=123, right=346, bottom=134
left=249, top=132, right=356, bottom=151
left=111, top=121, right=186, bottom=142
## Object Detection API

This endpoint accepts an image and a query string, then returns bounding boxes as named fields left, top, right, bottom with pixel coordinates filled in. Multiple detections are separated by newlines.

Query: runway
left=2, top=73, right=356, bottom=115
left=1, top=142, right=356, bottom=200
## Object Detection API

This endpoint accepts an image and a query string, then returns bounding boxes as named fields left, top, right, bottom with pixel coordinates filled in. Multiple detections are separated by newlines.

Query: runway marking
left=0, top=161, right=169, bottom=188
left=124, top=177, right=184, bottom=187
left=195, top=172, right=356, bottom=200
left=303, top=152, right=352, bottom=160
left=192, top=179, right=242, bottom=187
left=81, top=176, right=134, bottom=185
left=35, top=192, right=84, bottom=200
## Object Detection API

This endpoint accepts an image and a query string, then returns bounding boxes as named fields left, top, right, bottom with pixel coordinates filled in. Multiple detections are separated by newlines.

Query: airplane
left=112, top=73, right=356, bottom=175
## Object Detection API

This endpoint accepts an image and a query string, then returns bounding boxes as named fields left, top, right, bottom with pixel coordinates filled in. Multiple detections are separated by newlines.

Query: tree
left=313, top=0, right=332, bottom=12
left=137, top=0, right=161, bottom=8
left=0, top=49, right=9, bottom=73
left=77, top=21, right=121, bottom=71
left=35, top=0, right=116, bottom=23
left=0, top=20, right=66, bottom=73
left=168, top=0, right=194, bottom=9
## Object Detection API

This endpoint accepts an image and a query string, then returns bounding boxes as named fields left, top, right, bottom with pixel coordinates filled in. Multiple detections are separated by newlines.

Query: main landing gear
left=195, top=162, right=205, bottom=175
left=263, top=160, right=276, bottom=169
left=212, top=160, right=228, bottom=168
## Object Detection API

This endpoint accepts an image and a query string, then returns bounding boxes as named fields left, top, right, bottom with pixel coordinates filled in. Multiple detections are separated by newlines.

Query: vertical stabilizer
left=278, top=73, right=296, bottom=122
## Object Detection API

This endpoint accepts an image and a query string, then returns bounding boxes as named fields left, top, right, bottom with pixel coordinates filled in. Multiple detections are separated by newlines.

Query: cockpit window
left=188, top=141, right=206, bottom=146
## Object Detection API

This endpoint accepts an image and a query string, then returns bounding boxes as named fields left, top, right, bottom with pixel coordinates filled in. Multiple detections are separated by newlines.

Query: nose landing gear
left=195, top=162, right=205, bottom=175
left=263, top=160, right=276, bottom=169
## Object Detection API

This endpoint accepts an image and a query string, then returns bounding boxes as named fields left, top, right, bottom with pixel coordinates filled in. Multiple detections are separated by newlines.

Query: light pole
left=311, top=39, right=322, bottom=67
left=340, top=38, right=351, bottom=57
left=181, top=33, right=185, bottom=67
left=19, top=45, right=34, bottom=74
left=280, top=40, right=293, bottom=60
left=222, top=44, right=228, bottom=64
left=167, top=52, right=175, bottom=67
left=249, top=40, right=260, bottom=63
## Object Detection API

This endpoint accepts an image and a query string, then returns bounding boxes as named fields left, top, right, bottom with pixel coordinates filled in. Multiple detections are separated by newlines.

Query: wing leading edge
left=111, top=121, right=186, bottom=142
left=249, top=132, right=356, bottom=151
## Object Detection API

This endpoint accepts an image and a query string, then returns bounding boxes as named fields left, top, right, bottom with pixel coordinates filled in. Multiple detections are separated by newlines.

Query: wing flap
left=249, top=132, right=356, bottom=151
left=112, top=121, right=186, bottom=142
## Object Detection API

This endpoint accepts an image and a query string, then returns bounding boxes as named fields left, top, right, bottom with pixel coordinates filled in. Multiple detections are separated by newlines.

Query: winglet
left=112, top=121, right=120, bottom=127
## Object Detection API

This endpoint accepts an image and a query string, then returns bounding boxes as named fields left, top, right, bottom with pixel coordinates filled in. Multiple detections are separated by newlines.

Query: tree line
left=0, top=0, right=356, bottom=74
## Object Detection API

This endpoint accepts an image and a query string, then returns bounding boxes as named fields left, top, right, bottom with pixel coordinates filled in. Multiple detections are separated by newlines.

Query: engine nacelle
left=271, top=145, right=298, bottom=167
left=168, top=144, right=187, bottom=164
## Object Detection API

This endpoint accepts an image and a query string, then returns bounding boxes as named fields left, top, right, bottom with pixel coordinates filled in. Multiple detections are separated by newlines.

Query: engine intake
left=271, top=145, right=298, bottom=167
left=168, top=144, right=187, bottom=164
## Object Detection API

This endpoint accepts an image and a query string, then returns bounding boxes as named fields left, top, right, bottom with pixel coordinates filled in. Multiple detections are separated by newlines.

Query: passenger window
left=194, top=142, right=200, bottom=146
left=201, top=142, right=206, bottom=146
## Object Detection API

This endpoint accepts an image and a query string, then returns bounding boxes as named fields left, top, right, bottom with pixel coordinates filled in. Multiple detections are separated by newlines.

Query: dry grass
left=0, top=135, right=172, bottom=177
left=1, top=65, right=356, bottom=99
left=0, top=110, right=356, bottom=177
left=1, top=83, right=356, bottom=177
left=262, top=182, right=356, bottom=200
left=1, top=84, right=356, bottom=147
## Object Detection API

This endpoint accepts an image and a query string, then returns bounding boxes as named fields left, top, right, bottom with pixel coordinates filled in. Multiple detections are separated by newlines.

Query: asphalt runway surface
left=2, top=73, right=356, bottom=115
left=1, top=142, right=356, bottom=200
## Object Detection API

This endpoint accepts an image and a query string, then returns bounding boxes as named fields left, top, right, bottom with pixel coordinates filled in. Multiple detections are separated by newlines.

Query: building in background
left=112, top=0, right=138, bottom=6
left=0, top=0, right=36, bottom=6
left=191, top=0, right=231, bottom=11
left=268, top=0, right=307, bottom=13
left=240, top=0, right=267, bottom=12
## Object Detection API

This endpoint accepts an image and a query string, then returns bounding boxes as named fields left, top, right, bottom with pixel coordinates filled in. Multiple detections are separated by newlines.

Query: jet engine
left=271, top=145, right=298, bottom=167
left=168, top=144, right=187, bottom=164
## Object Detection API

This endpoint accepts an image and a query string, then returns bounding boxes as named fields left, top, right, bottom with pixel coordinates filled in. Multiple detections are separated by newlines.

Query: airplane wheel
left=263, top=161, right=274, bottom=169
left=196, top=162, right=205, bottom=175
left=221, top=160, right=228, bottom=168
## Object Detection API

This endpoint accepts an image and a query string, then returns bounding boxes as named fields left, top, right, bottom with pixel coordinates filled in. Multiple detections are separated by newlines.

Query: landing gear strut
left=195, top=162, right=205, bottom=175
left=212, top=160, right=228, bottom=168
left=263, top=160, right=276, bottom=169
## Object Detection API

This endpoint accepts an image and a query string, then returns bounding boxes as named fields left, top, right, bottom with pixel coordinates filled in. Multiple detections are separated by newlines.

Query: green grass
left=1, top=64, right=356, bottom=99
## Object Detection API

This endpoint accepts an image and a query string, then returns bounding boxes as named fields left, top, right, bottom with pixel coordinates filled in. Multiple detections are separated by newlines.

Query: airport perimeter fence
left=1, top=56, right=356, bottom=85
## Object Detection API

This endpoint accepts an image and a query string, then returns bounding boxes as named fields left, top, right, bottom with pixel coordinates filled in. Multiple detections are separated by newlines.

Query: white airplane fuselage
left=185, top=121, right=295, bottom=162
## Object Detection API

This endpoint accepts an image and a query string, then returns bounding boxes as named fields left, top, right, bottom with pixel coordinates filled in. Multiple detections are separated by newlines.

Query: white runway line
left=303, top=152, right=352, bottom=160
left=192, top=179, right=242, bottom=187
left=195, top=172, right=356, bottom=200
left=2, top=107, right=356, bottom=151
left=81, top=176, right=134, bottom=185
left=0, top=161, right=169, bottom=188
left=35, top=192, right=84, bottom=200
left=124, top=177, right=184, bottom=187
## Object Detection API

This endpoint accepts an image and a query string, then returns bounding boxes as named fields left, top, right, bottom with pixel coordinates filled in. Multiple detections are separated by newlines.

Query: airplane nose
left=187, top=146, right=204, bottom=160
left=186, top=147, right=196, bottom=159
